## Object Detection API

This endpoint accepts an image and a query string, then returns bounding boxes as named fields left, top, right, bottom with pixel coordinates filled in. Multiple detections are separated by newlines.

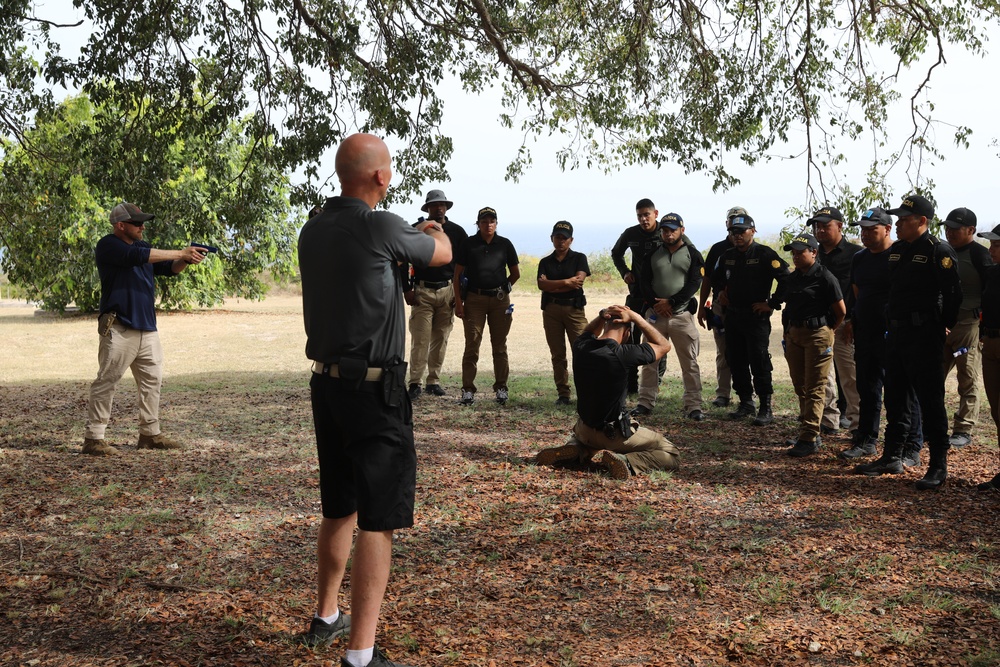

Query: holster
left=380, top=358, right=408, bottom=408
left=337, top=357, right=369, bottom=390
left=98, top=311, right=117, bottom=337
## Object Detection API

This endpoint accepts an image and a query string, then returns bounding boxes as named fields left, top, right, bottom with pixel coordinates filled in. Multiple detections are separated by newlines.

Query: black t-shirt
left=704, top=237, right=734, bottom=298
left=299, top=196, right=435, bottom=365
left=455, top=233, right=519, bottom=289
left=887, top=232, right=962, bottom=328
left=850, top=247, right=891, bottom=336
left=611, top=224, right=661, bottom=295
left=784, top=262, right=843, bottom=322
left=573, top=332, right=655, bottom=429
left=982, top=265, right=1000, bottom=329
left=711, top=241, right=790, bottom=311
left=538, top=249, right=590, bottom=307
left=410, top=218, right=468, bottom=283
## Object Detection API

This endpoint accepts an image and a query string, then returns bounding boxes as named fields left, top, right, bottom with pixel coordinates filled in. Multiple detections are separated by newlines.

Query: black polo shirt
left=538, top=249, right=590, bottom=307
left=455, top=232, right=519, bottom=290
left=704, top=237, right=734, bottom=298
left=849, top=247, right=891, bottom=336
left=711, top=241, right=790, bottom=310
left=886, top=231, right=962, bottom=328
left=410, top=218, right=468, bottom=284
left=818, top=236, right=861, bottom=312
left=573, top=332, right=655, bottom=429
left=784, top=262, right=843, bottom=323
left=981, top=265, right=1000, bottom=329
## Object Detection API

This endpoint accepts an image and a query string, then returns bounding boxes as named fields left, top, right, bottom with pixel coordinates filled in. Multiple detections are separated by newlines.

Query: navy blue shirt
left=95, top=234, right=176, bottom=331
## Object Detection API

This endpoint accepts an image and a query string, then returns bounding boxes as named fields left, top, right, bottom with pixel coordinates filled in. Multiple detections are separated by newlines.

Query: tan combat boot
left=82, top=438, right=119, bottom=456
left=137, top=434, right=184, bottom=450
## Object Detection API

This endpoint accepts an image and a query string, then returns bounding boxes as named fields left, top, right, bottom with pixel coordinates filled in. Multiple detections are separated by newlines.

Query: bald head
left=335, top=133, right=393, bottom=206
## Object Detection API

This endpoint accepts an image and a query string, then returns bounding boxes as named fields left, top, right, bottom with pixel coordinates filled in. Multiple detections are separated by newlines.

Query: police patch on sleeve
left=771, top=260, right=780, bottom=269
left=941, top=256, right=954, bottom=269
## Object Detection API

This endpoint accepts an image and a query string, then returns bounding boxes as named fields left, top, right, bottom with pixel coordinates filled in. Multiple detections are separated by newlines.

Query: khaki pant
left=784, top=326, right=835, bottom=441
left=408, top=283, right=456, bottom=385
left=822, top=322, right=860, bottom=429
left=711, top=301, right=731, bottom=400
left=570, top=419, right=679, bottom=474
left=542, top=303, right=588, bottom=398
left=638, top=309, right=702, bottom=413
left=85, top=322, right=164, bottom=439
left=980, top=337, right=1000, bottom=437
left=942, top=314, right=981, bottom=434
left=461, top=291, right=512, bottom=393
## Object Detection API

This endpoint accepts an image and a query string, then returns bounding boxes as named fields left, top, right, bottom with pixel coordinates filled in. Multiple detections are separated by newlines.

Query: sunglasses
left=729, top=228, right=749, bottom=236
left=121, top=220, right=145, bottom=226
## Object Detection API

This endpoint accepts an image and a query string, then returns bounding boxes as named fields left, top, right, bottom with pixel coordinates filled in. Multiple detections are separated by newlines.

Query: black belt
left=547, top=297, right=580, bottom=306
left=468, top=287, right=503, bottom=297
left=417, top=280, right=451, bottom=290
left=982, top=327, right=1000, bottom=339
left=788, top=316, right=828, bottom=330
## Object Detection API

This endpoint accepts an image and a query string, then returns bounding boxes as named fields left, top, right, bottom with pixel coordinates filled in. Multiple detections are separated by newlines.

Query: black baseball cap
left=943, top=207, right=977, bottom=229
left=477, top=206, right=497, bottom=220
left=784, top=233, right=819, bottom=251
left=887, top=195, right=934, bottom=219
left=807, top=207, right=843, bottom=225
left=551, top=221, right=573, bottom=237
left=851, top=207, right=893, bottom=228
left=729, top=214, right=755, bottom=230
left=977, top=224, right=1000, bottom=240
left=659, top=213, right=684, bottom=230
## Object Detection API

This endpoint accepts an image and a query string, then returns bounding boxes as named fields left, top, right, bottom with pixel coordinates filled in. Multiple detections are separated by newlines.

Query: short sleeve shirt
left=784, top=262, right=843, bottom=322
left=572, top=332, right=655, bottom=429
left=538, top=249, right=590, bottom=301
left=455, top=233, right=519, bottom=289
left=299, top=196, right=436, bottom=366
left=95, top=234, right=176, bottom=331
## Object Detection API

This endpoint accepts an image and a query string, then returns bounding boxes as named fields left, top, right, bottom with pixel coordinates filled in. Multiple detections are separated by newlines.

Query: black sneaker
left=407, top=384, right=421, bottom=401
left=915, top=466, right=947, bottom=490
left=819, top=424, right=839, bottom=435
left=687, top=409, right=706, bottom=421
left=839, top=435, right=877, bottom=460
left=555, top=396, right=572, bottom=406
left=977, top=473, right=1000, bottom=491
left=711, top=396, right=731, bottom=408
left=854, top=454, right=904, bottom=476
left=948, top=432, right=972, bottom=448
left=839, top=416, right=852, bottom=430
left=728, top=401, right=755, bottom=420
left=425, top=384, right=447, bottom=396
left=901, top=447, right=921, bottom=468
left=341, top=646, right=414, bottom=667
left=630, top=404, right=652, bottom=417
left=302, top=613, right=351, bottom=647
left=786, top=439, right=819, bottom=457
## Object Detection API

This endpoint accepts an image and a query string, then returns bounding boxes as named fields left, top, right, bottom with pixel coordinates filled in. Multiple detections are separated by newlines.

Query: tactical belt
left=788, top=316, right=828, bottom=330
left=547, top=296, right=580, bottom=306
left=311, top=361, right=383, bottom=382
left=417, top=280, right=451, bottom=290
left=468, top=286, right=503, bottom=297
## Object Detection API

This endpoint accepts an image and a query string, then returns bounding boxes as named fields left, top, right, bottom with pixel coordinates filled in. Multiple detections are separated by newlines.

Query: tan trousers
left=942, top=314, right=981, bottom=434
left=570, top=419, right=680, bottom=473
left=638, top=309, right=702, bottom=413
left=461, top=291, right=512, bottom=393
left=711, top=300, right=731, bottom=400
left=85, top=322, right=164, bottom=439
left=542, top=303, right=588, bottom=398
left=822, top=322, right=860, bottom=429
left=784, top=326, right=835, bottom=441
left=408, top=283, right=456, bottom=385
left=980, top=337, right=1000, bottom=437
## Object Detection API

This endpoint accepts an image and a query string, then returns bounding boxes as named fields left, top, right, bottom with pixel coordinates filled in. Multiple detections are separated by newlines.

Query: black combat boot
left=728, top=397, right=756, bottom=420
left=752, top=395, right=773, bottom=426
left=854, top=443, right=904, bottom=476
left=915, top=451, right=947, bottom=490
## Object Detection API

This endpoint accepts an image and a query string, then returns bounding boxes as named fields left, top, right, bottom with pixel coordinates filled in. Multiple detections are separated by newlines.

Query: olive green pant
left=461, top=291, right=512, bottom=393
left=542, top=303, right=588, bottom=398
left=942, top=313, right=981, bottom=434
left=784, top=325, right=835, bottom=441
left=568, top=419, right=680, bottom=474
left=408, top=283, right=456, bottom=386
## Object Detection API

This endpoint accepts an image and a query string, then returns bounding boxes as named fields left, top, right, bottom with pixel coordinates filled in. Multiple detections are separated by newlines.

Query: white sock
left=316, top=609, right=339, bottom=625
left=345, top=647, right=374, bottom=667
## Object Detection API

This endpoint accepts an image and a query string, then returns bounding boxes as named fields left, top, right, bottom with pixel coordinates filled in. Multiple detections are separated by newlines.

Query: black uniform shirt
left=886, top=231, right=962, bottom=329
left=704, top=237, right=734, bottom=298
left=784, top=261, right=843, bottom=323
left=711, top=241, right=791, bottom=310
left=818, top=236, right=862, bottom=314
left=538, top=249, right=590, bottom=307
left=455, top=233, right=519, bottom=290
left=573, top=332, right=655, bottom=429
left=409, top=218, right=468, bottom=284
left=981, top=265, right=1000, bottom=329
left=611, top=224, right=661, bottom=293
left=849, top=247, right=891, bottom=336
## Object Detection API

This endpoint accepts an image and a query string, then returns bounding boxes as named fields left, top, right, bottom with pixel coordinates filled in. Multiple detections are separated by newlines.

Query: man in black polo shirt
left=537, top=221, right=590, bottom=405
left=298, top=133, right=451, bottom=667
left=854, top=195, right=961, bottom=490
left=535, top=305, right=680, bottom=478
left=453, top=207, right=520, bottom=405
left=403, top=189, right=469, bottom=400
left=711, top=214, right=790, bottom=425
left=810, top=206, right=862, bottom=434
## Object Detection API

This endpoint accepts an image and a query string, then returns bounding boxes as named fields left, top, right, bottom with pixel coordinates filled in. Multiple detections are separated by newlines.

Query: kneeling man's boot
left=752, top=395, right=774, bottom=426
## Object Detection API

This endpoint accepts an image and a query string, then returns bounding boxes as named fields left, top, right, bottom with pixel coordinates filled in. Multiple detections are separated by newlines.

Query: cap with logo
left=110, top=202, right=155, bottom=224
left=726, top=206, right=748, bottom=221
left=729, top=214, right=755, bottom=230
left=807, top=206, right=844, bottom=226
left=551, top=221, right=573, bottom=237
left=421, top=189, right=453, bottom=212
left=977, top=224, right=1000, bottom=241
left=659, top=213, right=684, bottom=230
left=477, top=206, right=498, bottom=220
left=783, top=232, right=820, bottom=252
left=943, top=207, right=977, bottom=229
left=851, top=207, right=893, bottom=228
left=887, top=195, right=934, bottom=220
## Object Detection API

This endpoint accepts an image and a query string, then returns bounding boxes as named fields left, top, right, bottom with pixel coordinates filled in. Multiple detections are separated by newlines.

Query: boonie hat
left=109, top=202, right=155, bottom=224
left=477, top=206, right=497, bottom=220
left=851, top=207, right=893, bottom=228
left=421, top=189, right=453, bottom=212
left=807, top=206, right=844, bottom=225
left=784, top=233, right=819, bottom=252
left=943, top=207, right=977, bottom=229
left=659, top=213, right=684, bottom=230
left=551, top=221, right=573, bottom=237
left=729, top=214, right=755, bottom=230
left=887, top=195, right=934, bottom=220
left=977, top=224, right=1000, bottom=241
left=726, top=206, right=748, bottom=221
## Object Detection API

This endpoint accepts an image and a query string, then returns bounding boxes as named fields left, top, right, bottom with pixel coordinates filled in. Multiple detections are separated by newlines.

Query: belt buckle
left=495, top=289, right=505, bottom=301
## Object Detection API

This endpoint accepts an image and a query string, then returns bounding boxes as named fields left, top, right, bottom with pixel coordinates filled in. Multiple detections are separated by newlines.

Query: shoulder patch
left=771, top=259, right=780, bottom=269
left=941, top=256, right=953, bottom=269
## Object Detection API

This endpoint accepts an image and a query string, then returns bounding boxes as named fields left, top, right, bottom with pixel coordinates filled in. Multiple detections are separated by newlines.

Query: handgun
left=191, top=243, right=219, bottom=253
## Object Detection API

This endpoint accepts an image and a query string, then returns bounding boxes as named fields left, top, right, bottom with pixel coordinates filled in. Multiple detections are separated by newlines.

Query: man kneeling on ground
left=536, top=305, right=680, bottom=478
